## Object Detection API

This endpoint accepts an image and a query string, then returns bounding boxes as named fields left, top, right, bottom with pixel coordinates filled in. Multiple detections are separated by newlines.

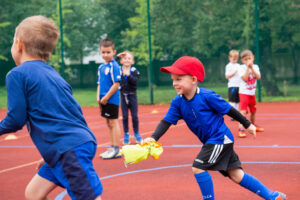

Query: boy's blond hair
left=229, top=49, right=239, bottom=57
left=123, top=50, right=134, bottom=60
left=240, top=49, right=254, bottom=58
left=15, top=15, right=59, bottom=60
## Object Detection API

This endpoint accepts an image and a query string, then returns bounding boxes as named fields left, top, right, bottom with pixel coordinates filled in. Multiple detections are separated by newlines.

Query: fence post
left=147, top=0, right=154, bottom=104
left=254, top=0, right=261, bottom=102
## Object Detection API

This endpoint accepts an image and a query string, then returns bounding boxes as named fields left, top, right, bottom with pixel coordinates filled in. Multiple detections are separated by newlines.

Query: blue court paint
left=54, top=161, right=300, bottom=200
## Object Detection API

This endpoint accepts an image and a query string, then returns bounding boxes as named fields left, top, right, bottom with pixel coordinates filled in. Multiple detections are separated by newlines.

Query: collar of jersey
left=180, top=87, right=200, bottom=101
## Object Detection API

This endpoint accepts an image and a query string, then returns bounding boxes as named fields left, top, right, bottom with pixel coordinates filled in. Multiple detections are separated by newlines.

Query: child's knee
left=227, top=168, right=244, bottom=183
left=25, top=186, right=42, bottom=200
left=192, top=167, right=205, bottom=174
left=107, top=119, right=118, bottom=128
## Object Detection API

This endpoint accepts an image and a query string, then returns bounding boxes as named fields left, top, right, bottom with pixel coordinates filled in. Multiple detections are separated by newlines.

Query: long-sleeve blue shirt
left=0, top=60, right=96, bottom=167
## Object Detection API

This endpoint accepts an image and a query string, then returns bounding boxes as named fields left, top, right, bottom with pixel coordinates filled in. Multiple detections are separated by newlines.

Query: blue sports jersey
left=97, top=59, right=121, bottom=105
left=163, top=87, right=233, bottom=144
left=0, top=60, right=97, bottom=167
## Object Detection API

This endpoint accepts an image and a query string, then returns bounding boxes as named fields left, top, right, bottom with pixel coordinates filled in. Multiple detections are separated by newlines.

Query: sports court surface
left=0, top=102, right=299, bottom=199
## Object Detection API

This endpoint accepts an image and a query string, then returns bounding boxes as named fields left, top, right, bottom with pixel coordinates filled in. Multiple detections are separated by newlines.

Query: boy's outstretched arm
left=0, top=72, right=27, bottom=134
left=227, top=107, right=256, bottom=137
left=144, top=120, right=172, bottom=143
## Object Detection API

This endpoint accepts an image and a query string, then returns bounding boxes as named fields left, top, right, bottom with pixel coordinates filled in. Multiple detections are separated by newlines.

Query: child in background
left=225, top=50, right=241, bottom=122
left=238, top=49, right=264, bottom=137
left=0, top=16, right=103, bottom=200
left=144, top=56, right=286, bottom=200
left=118, top=51, right=142, bottom=144
left=97, top=38, right=122, bottom=159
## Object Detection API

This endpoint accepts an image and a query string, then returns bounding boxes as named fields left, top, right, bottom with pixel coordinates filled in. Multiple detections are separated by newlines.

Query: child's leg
left=227, top=168, right=278, bottom=199
left=121, top=95, right=129, bottom=133
left=238, top=110, right=247, bottom=128
left=107, top=118, right=121, bottom=147
left=193, top=167, right=215, bottom=200
left=129, top=95, right=139, bottom=134
left=25, top=174, right=56, bottom=200
left=234, top=102, right=239, bottom=111
left=229, top=101, right=235, bottom=107
left=106, top=118, right=114, bottom=145
left=250, top=112, right=256, bottom=124
left=249, top=95, right=257, bottom=124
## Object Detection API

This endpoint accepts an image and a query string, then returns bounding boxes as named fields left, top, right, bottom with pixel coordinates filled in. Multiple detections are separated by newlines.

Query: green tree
left=120, top=0, right=162, bottom=66
left=63, top=0, right=105, bottom=63
left=99, top=0, right=138, bottom=51
left=257, top=0, right=300, bottom=95
left=151, top=0, right=201, bottom=59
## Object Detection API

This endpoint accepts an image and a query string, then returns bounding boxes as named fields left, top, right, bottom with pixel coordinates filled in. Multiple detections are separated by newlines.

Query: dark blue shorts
left=38, top=142, right=103, bottom=200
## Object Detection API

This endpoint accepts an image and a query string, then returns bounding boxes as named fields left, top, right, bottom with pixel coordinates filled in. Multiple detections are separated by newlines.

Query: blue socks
left=240, top=172, right=278, bottom=199
left=194, top=172, right=214, bottom=200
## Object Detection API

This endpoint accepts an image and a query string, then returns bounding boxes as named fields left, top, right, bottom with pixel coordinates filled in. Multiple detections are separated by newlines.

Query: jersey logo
left=105, top=67, right=110, bottom=75
left=195, top=159, right=204, bottom=164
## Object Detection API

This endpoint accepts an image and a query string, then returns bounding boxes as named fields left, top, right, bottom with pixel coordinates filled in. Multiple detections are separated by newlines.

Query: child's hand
left=36, top=158, right=45, bottom=170
left=142, top=137, right=156, bottom=144
left=247, top=124, right=256, bottom=138
left=246, top=59, right=253, bottom=69
left=100, top=97, right=108, bottom=105
left=117, top=52, right=127, bottom=58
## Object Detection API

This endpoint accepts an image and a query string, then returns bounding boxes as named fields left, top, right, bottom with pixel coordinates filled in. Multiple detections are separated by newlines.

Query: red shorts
left=239, top=94, right=256, bottom=113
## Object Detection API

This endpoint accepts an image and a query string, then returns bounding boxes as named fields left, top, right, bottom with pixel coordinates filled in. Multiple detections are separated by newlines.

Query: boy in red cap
left=144, top=56, right=286, bottom=200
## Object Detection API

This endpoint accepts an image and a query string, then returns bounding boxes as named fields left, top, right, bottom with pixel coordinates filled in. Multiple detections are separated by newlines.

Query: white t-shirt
left=225, top=62, right=241, bottom=87
left=238, top=64, right=261, bottom=95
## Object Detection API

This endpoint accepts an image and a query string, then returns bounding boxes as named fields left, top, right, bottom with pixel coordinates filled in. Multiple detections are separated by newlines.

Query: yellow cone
left=4, top=134, right=18, bottom=140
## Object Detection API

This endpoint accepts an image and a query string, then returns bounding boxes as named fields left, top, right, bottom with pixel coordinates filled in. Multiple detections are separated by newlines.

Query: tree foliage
left=0, top=0, right=105, bottom=70
left=0, top=0, right=299, bottom=87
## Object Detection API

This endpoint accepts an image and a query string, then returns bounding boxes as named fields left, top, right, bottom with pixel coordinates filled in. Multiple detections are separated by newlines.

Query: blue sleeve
left=163, top=98, right=182, bottom=125
left=0, top=71, right=27, bottom=134
left=96, top=67, right=100, bottom=84
left=204, top=92, right=231, bottom=115
left=112, top=61, right=121, bottom=82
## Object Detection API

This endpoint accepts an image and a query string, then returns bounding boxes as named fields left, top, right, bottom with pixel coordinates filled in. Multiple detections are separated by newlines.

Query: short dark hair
left=100, top=38, right=115, bottom=49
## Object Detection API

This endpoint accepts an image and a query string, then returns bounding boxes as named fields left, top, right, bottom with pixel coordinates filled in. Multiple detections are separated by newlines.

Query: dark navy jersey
left=163, top=87, right=233, bottom=144
left=120, top=66, right=140, bottom=94
left=0, top=60, right=96, bottom=167
left=97, top=59, right=121, bottom=105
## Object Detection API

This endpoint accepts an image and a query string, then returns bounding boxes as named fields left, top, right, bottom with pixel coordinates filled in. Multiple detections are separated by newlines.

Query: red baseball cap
left=160, top=56, right=205, bottom=82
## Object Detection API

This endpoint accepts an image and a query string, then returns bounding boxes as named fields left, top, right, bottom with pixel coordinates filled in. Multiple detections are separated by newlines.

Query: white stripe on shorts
left=208, top=144, right=224, bottom=164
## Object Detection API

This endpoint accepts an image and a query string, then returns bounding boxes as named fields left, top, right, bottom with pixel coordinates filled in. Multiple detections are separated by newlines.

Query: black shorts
left=99, top=103, right=119, bottom=119
left=228, top=87, right=239, bottom=103
left=192, top=143, right=242, bottom=177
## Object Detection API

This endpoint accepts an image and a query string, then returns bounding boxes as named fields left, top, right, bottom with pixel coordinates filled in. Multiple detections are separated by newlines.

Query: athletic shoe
left=271, top=192, right=287, bottom=200
left=134, top=132, right=142, bottom=143
left=123, top=132, right=130, bottom=145
left=255, top=125, right=265, bottom=132
left=101, top=147, right=121, bottom=159
left=99, top=147, right=114, bottom=158
left=238, top=129, right=246, bottom=138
